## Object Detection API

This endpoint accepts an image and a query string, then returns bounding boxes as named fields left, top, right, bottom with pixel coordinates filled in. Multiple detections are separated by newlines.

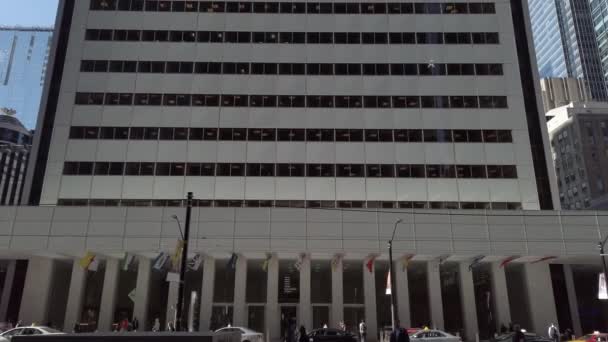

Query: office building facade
left=0, top=108, right=32, bottom=206
left=0, top=27, right=53, bottom=130
left=9, top=0, right=605, bottom=342
left=540, top=77, right=590, bottom=114
left=528, top=0, right=608, bottom=101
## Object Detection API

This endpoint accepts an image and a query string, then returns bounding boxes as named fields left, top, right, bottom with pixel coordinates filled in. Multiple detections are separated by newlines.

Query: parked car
left=492, top=332, right=552, bottom=342
left=569, top=333, right=608, bottom=342
left=307, top=328, right=357, bottom=342
left=410, top=329, right=461, bottom=342
left=0, top=326, right=64, bottom=341
left=215, top=326, right=264, bottom=342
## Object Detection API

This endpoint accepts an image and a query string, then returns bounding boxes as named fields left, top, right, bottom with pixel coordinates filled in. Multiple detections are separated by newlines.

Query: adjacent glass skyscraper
left=0, top=28, right=53, bottom=130
left=528, top=0, right=608, bottom=101
left=590, top=0, right=608, bottom=91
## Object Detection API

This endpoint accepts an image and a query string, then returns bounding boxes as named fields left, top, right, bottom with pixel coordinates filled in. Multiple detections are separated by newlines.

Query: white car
left=216, top=326, right=264, bottom=342
left=410, top=329, right=462, bottom=342
left=0, top=326, right=64, bottom=341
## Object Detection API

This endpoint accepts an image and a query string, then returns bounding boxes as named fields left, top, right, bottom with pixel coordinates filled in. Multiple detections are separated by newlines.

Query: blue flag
left=228, top=253, right=238, bottom=269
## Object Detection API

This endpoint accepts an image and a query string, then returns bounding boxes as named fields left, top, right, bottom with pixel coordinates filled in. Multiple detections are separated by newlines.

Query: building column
left=199, top=256, right=215, bottom=331
left=490, top=263, right=511, bottom=329
left=233, top=255, right=248, bottom=327
left=394, top=260, right=410, bottom=329
left=427, top=260, right=444, bottom=330
left=523, top=263, right=558, bottom=335
left=166, top=280, right=179, bottom=325
left=331, top=257, right=344, bottom=328
left=459, top=262, right=479, bottom=342
left=299, top=256, right=312, bottom=331
left=266, top=255, right=280, bottom=342
left=563, top=265, right=582, bottom=337
left=133, top=257, right=151, bottom=331
left=0, top=260, right=17, bottom=322
left=363, top=259, right=378, bottom=342
left=64, top=260, right=87, bottom=332
left=19, top=257, right=55, bottom=325
left=98, top=258, right=120, bottom=332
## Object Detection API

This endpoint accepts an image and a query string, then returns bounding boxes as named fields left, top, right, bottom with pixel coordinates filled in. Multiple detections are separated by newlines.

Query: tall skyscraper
left=0, top=108, right=32, bottom=206
left=0, top=27, right=53, bottom=130
left=590, top=0, right=608, bottom=90
left=528, top=0, right=608, bottom=101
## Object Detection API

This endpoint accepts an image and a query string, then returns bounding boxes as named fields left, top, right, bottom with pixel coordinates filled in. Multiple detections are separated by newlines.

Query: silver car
left=216, top=326, right=265, bottom=342
left=0, top=326, right=64, bottom=341
left=410, top=329, right=462, bottom=342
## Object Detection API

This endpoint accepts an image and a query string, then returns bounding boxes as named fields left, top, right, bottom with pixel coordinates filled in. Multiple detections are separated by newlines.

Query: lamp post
left=174, top=192, right=194, bottom=331
left=599, top=235, right=608, bottom=299
left=388, top=218, right=403, bottom=330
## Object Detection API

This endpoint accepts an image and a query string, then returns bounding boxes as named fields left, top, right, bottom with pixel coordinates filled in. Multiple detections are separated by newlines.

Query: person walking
left=131, top=317, right=139, bottom=332
left=299, top=326, right=308, bottom=342
left=152, top=318, right=160, bottom=332
left=548, top=324, right=559, bottom=342
left=512, top=325, right=525, bottom=342
left=359, top=320, right=367, bottom=342
left=390, top=321, right=410, bottom=342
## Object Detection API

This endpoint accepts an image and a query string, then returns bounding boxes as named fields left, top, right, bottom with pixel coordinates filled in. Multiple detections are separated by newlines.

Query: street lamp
left=174, top=192, right=194, bottom=331
left=599, top=235, right=608, bottom=299
left=388, top=218, right=403, bottom=330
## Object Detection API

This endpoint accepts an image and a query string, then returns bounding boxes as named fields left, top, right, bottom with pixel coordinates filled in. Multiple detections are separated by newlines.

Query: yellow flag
left=79, top=252, right=95, bottom=269
left=171, top=240, right=184, bottom=270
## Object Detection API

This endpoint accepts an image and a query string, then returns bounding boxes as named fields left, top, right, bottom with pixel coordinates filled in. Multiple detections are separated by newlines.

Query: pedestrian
left=131, top=317, right=139, bottom=332
left=339, top=321, right=346, bottom=332
left=287, top=317, right=296, bottom=342
left=299, top=326, right=308, bottom=342
left=152, top=318, right=160, bottom=332
left=500, top=324, right=508, bottom=334
left=359, top=319, right=367, bottom=342
left=390, top=321, right=410, bottom=342
left=512, top=325, right=525, bottom=342
left=548, top=323, right=559, bottom=342
left=120, top=318, right=129, bottom=332
left=167, top=321, right=175, bottom=332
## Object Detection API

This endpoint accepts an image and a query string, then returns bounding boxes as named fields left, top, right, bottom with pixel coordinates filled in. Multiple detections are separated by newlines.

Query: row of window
left=69, top=126, right=514, bottom=143
left=63, top=162, right=518, bottom=178
left=81, top=60, right=504, bottom=76
left=91, top=0, right=497, bottom=15
left=75, top=93, right=509, bottom=109
left=58, top=198, right=521, bottom=210
left=84, top=29, right=500, bottom=45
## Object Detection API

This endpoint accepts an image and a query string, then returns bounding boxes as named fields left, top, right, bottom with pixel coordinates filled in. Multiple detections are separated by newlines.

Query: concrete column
left=19, top=257, right=55, bottom=325
left=331, top=258, right=344, bottom=328
left=394, top=261, right=411, bottom=329
left=200, top=256, right=215, bottom=331
left=98, top=258, right=120, bottom=331
left=133, top=257, right=151, bottom=331
left=459, top=263, right=479, bottom=342
left=490, top=263, right=511, bottom=329
left=563, top=265, right=582, bottom=337
left=299, top=256, right=312, bottom=331
left=64, top=260, right=87, bottom=331
left=363, top=259, right=378, bottom=342
left=523, top=263, right=558, bottom=336
left=233, top=255, right=247, bottom=327
left=166, top=280, right=179, bottom=325
left=0, top=260, right=17, bottom=322
left=427, top=260, right=444, bottom=330
left=266, top=255, right=280, bottom=342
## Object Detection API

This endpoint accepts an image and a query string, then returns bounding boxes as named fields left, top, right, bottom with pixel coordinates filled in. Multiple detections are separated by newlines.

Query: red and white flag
left=385, top=270, right=392, bottom=295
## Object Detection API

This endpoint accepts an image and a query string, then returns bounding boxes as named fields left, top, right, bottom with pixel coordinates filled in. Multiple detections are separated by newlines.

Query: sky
left=0, top=0, right=59, bottom=28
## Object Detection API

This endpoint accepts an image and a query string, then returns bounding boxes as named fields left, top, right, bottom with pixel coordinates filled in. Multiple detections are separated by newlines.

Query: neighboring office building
left=547, top=101, right=608, bottom=209
left=0, top=27, right=53, bottom=130
left=8, top=0, right=586, bottom=341
left=590, top=0, right=608, bottom=92
left=0, top=108, right=31, bottom=206
left=528, top=0, right=608, bottom=100
left=540, top=77, right=590, bottom=113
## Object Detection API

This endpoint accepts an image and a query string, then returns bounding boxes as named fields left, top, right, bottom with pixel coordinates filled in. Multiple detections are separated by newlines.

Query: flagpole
left=389, top=219, right=403, bottom=331
left=176, top=192, right=193, bottom=331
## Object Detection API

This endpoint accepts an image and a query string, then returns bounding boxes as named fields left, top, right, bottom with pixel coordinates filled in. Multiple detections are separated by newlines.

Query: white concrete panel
left=245, top=178, right=276, bottom=199
left=97, top=141, right=129, bottom=161
left=184, top=178, right=215, bottom=199
left=125, top=141, right=159, bottom=162
left=91, top=177, right=124, bottom=199
left=365, top=144, right=396, bottom=163
left=395, top=144, right=426, bottom=164
left=427, top=179, right=459, bottom=201
left=366, top=179, right=397, bottom=201
left=425, top=144, right=456, bottom=164
left=153, top=177, right=185, bottom=199
left=215, top=178, right=246, bottom=198
left=217, top=142, right=247, bottom=162
left=59, top=176, right=92, bottom=198
left=395, top=179, right=428, bottom=201
left=306, top=179, right=336, bottom=200
left=485, top=144, right=516, bottom=164
left=457, top=180, right=491, bottom=202
left=122, top=177, right=154, bottom=199
left=157, top=142, right=188, bottom=162
left=306, top=143, right=336, bottom=163
left=489, top=180, right=522, bottom=202
left=277, top=143, right=306, bottom=163
left=335, top=144, right=365, bottom=163
left=455, top=144, right=486, bottom=164
left=247, top=143, right=277, bottom=163
left=335, top=179, right=366, bottom=201
left=275, top=178, right=306, bottom=200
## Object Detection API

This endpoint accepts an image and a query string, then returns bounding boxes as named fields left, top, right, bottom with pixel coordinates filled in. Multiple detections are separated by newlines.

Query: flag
left=79, top=252, right=95, bottom=269
left=531, top=256, right=557, bottom=264
left=188, top=254, right=202, bottom=271
left=499, top=256, right=518, bottom=268
left=366, top=256, right=376, bottom=273
left=88, top=258, right=100, bottom=272
left=228, top=253, right=238, bottom=269
left=468, top=255, right=485, bottom=271
left=331, top=254, right=343, bottom=272
left=294, top=253, right=306, bottom=271
left=123, top=254, right=135, bottom=271
left=171, top=240, right=184, bottom=270
left=599, top=273, right=608, bottom=300
left=385, top=270, right=391, bottom=295
left=153, top=252, right=170, bottom=271
left=400, top=254, right=414, bottom=272
left=128, top=288, right=136, bottom=303
left=262, top=253, right=272, bottom=272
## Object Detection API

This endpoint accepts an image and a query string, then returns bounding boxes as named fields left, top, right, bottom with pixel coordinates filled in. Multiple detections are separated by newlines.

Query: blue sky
left=0, top=1, right=59, bottom=28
